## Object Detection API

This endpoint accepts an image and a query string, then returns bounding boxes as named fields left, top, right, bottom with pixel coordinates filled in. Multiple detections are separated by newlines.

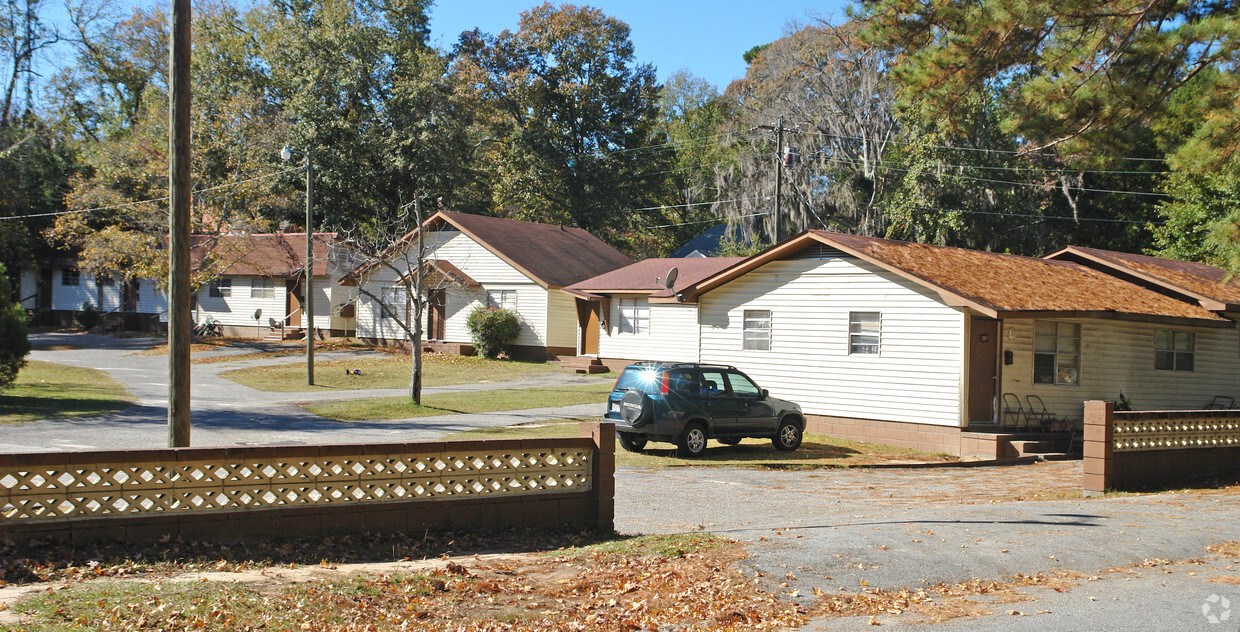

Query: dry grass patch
left=222, top=352, right=559, bottom=391
left=1206, top=541, right=1240, bottom=558
left=449, top=420, right=959, bottom=468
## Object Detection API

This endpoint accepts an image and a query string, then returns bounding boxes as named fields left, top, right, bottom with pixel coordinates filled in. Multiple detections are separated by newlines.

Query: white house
left=16, top=257, right=167, bottom=329
left=352, top=211, right=633, bottom=360
left=664, top=231, right=1240, bottom=458
left=561, top=257, right=744, bottom=369
left=190, top=232, right=355, bottom=339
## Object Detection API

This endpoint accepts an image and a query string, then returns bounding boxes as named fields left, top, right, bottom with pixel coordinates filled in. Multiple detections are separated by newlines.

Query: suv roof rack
left=625, top=361, right=738, bottom=371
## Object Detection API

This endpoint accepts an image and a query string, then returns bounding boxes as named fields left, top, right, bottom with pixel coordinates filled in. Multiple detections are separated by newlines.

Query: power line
left=800, top=129, right=1169, bottom=163
left=649, top=211, right=770, bottom=229
left=802, top=152, right=1169, bottom=198
left=0, top=165, right=303, bottom=222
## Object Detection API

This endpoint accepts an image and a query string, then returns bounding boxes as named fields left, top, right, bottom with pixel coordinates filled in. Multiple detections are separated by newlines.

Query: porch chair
left=1025, top=395, right=1053, bottom=430
left=1001, top=393, right=1027, bottom=429
left=1204, top=395, right=1236, bottom=410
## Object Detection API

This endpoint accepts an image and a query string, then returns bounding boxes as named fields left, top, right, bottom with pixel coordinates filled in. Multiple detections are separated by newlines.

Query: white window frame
left=250, top=278, right=275, bottom=299
left=62, top=268, right=80, bottom=286
left=848, top=311, right=881, bottom=355
left=617, top=297, right=649, bottom=334
left=1034, top=321, right=1080, bottom=385
left=486, top=289, right=518, bottom=311
left=742, top=309, right=771, bottom=351
left=1155, top=329, right=1195, bottom=372
left=208, top=278, right=232, bottom=298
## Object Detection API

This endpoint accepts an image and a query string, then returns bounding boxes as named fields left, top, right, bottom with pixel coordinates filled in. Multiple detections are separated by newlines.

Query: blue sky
left=427, top=0, right=854, bottom=90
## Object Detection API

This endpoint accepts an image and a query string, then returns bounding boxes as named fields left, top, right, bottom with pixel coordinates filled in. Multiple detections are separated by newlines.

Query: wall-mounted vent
left=788, top=244, right=850, bottom=260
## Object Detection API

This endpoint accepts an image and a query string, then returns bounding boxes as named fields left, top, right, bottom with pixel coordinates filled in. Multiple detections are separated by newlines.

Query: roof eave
left=998, top=309, right=1231, bottom=328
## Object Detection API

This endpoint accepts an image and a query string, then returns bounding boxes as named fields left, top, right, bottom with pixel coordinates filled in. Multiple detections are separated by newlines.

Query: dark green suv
left=604, top=363, right=805, bottom=457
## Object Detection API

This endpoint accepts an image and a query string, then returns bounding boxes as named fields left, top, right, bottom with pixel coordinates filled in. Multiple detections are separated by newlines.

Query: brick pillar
left=580, top=421, right=615, bottom=532
left=1082, top=400, right=1114, bottom=495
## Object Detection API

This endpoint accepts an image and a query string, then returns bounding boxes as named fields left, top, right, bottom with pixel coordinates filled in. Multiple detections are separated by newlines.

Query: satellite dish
left=662, top=267, right=678, bottom=291
left=253, top=308, right=262, bottom=321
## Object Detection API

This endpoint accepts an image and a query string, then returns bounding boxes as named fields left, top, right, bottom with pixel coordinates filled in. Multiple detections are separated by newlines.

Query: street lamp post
left=281, top=145, right=314, bottom=386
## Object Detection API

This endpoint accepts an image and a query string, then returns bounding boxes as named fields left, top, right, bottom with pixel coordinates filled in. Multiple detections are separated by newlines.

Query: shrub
left=466, top=306, right=521, bottom=358
left=74, top=302, right=101, bottom=330
left=0, top=263, right=30, bottom=390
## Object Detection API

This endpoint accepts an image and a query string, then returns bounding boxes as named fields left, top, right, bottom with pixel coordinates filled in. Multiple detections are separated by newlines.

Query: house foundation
left=804, top=414, right=1008, bottom=460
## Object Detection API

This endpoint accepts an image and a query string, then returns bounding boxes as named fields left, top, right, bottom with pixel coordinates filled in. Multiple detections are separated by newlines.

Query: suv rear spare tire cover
left=619, top=389, right=653, bottom=426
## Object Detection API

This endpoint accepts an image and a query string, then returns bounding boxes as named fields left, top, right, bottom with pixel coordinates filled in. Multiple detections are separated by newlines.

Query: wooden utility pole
left=167, top=0, right=192, bottom=447
left=757, top=118, right=798, bottom=245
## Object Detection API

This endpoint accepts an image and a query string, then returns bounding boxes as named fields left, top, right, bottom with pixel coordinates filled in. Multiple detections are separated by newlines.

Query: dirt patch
left=1206, top=541, right=1240, bottom=559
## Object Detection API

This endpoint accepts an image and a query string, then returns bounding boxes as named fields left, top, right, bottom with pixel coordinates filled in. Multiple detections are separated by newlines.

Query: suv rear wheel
left=617, top=432, right=648, bottom=452
left=677, top=422, right=708, bottom=458
left=772, top=417, right=803, bottom=451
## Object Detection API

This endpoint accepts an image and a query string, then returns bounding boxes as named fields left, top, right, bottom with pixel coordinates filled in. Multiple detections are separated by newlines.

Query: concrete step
left=553, top=356, right=609, bottom=374
left=1007, top=439, right=1062, bottom=456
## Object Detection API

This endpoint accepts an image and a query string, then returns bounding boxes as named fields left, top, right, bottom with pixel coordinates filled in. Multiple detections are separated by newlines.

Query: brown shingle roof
left=685, top=231, right=1227, bottom=324
left=434, top=212, right=634, bottom=288
left=1046, top=246, right=1240, bottom=311
left=564, top=257, right=746, bottom=298
left=191, top=233, right=335, bottom=278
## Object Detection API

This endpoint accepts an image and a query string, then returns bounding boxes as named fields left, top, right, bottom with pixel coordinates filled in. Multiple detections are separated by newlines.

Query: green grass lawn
left=220, top=352, right=559, bottom=392
left=0, top=360, right=135, bottom=424
left=303, top=382, right=611, bottom=421
left=447, top=420, right=959, bottom=468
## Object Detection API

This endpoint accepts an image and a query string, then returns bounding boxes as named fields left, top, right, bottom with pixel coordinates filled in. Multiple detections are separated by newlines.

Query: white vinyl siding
left=698, top=257, right=966, bottom=427
left=354, top=231, right=557, bottom=347
left=1001, top=319, right=1240, bottom=422
left=597, top=302, right=700, bottom=363
left=18, top=268, right=36, bottom=308
left=546, top=289, right=579, bottom=349
left=51, top=267, right=97, bottom=311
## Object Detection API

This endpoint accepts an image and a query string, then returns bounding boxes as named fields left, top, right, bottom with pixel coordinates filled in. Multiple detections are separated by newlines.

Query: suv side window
left=667, top=369, right=697, bottom=394
left=698, top=370, right=728, bottom=398
left=726, top=371, right=762, bottom=398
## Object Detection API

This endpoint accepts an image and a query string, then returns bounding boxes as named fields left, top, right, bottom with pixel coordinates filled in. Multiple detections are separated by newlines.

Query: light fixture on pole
left=281, top=145, right=315, bottom=386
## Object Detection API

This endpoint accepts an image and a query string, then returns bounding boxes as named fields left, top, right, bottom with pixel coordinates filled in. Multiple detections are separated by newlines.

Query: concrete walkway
left=5, top=332, right=605, bottom=452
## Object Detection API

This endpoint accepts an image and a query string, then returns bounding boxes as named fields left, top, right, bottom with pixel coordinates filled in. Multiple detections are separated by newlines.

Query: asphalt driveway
left=5, top=332, right=604, bottom=452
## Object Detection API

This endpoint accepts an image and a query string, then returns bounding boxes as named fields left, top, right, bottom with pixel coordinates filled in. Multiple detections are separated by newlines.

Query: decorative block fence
left=1083, top=401, right=1240, bottom=493
left=0, top=422, right=615, bottom=543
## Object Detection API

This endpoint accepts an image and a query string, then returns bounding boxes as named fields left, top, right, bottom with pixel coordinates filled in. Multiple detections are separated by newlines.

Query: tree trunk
left=410, top=334, right=422, bottom=404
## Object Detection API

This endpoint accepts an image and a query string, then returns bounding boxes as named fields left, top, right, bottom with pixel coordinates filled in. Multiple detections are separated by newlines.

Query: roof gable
left=405, top=211, right=634, bottom=289
left=1046, top=246, right=1240, bottom=312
